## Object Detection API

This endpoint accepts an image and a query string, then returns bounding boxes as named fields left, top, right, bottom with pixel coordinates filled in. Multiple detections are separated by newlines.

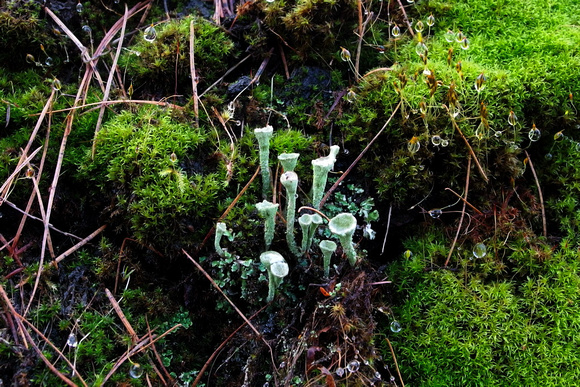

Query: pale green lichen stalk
left=215, top=222, right=234, bottom=259
left=298, top=213, right=323, bottom=256
left=319, top=240, right=337, bottom=278
left=278, top=152, right=300, bottom=172
left=311, top=145, right=340, bottom=208
left=260, top=251, right=289, bottom=302
left=328, top=213, right=357, bottom=266
left=254, top=125, right=274, bottom=199
left=280, top=171, right=300, bottom=257
left=255, top=200, right=279, bottom=250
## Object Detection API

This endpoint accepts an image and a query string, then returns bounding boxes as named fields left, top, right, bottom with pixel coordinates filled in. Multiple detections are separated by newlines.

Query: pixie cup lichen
left=255, top=200, right=279, bottom=250
left=215, top=222, right=234, bottom=259
left=328, top=213, right=357, bottom=266
left=281, top=171, right=300, bottom=256
left=278, top=152, right=300, bottom=172
left=260, top=251, right=289, bottom=302
left=254, top=125, right=274, bottom=199
left=311, top=145, right=340, bottom=208
left=319, top=240, right=337, bottom=278
left=298, top=213, right=323, bottom=256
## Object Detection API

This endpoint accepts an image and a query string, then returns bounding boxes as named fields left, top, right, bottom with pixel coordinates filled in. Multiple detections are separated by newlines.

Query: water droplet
left=473, top=243, right=487, bottom=258
left=441, top=139, right=449, bottom=147
left=76, top=2, right=83, bottom=13
left=415, top=20, right=424, bottom=33
left=444, top=29, right=455, bottom=43
left=346, top=89, right=357, bottom=103
left=340, top=47, right=351, bottom=61
left=428, top=209, right=442, bottom=219
left=363, top=359, right=370, bottom=365
left=418, top=164, right=425, bottom=171
left=390, top=320, right=402, bottom=333
left=392, top=25, right=400, bottom=38
left=407, top=137, right=420, bottom=154
left=431, top=135, right=442, bottom=146
left=26, top=54, right=36, bottom=64
left=67, top=333, right=78, bottom=347
left=143, top=25, right=157, bottom=42
left=455, top=31, right=465, bottom=43
left=52, top=78, right=62, bottom=91
left=347, top=360, right=360, bottom=373
left=508, top=111, right=517, bottom=126
left=375, top=371, right=382, bottom=379
left=44, top=57, right=53, bottom=66
left=390, top=376, right=396, bottom=382
left=82, top=25, right=91, bottom=33
left=554, top=131, right=564, bottom=141
left=266, top=0, right=275, bottom=3
left=427, top=14, right=435, bottom=27
left=545, top=153, right=553, bottom=160
left=494, top=130, right=503, bottom=138
left=114, top=0, right=120, bottom=3
left=407, top=0, right=414, bottom=3
left=474, top=72, right=486, bottom=92
left=129, top=363, right=143, bottom=379
left=415, top=42, right=428, bottom=57
left=336, top=367, right=345, bottom=377
left=403, top=250, right=413, bottom=259
left=528, top=125, right=541, bottom=142
left=460, top=37, right=470, bottom=50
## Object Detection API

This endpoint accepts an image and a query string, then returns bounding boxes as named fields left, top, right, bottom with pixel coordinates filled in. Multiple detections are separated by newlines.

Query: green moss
left=81, top=107, right=227, bottom=253
left=118, top=15, right=235, bottom=97
left=387, top=236, right=580, bottom=385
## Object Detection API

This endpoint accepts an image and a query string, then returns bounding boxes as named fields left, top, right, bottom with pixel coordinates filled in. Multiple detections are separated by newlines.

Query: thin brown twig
left=385, top=338, right=405, bottom=387
left=91, top=5, right=129, bottom=158
left=105, top=288, right=139, bottom=344
left=1, top=199, right=82, bottom=240
left=444, top=187, right=482, bottom=215
left=524, top=150, right=547, bottom=238
left=444, top=104, right=489, bottom=182
left=146, top=318, right=174, bottom=385
left=319, top=100, right=401, bottom=208
left=0, top=146, right=43, bottom=201
left=190, top=20, right=200, bottom=127
left=16, top=225, right=107, bottom=288
left=445, top=157, right=471, bottom=267
left=396, top=0, right=414, bottom=37
left=297, top=206, right=330, bottom=222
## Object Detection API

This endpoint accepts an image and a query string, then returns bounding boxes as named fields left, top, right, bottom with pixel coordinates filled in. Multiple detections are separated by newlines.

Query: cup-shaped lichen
left=311, top=145, right=340, bottom=208
left=280, top=171, right=300, bottom=256
left=215, top=222, right=233, bottom=259
left=328, top=213, right=357, bottom=266
left=255, top=200, right=279, bottom=250
left=260, top=251, right=289, bottom=302
left=254, top=125, right=274, bottom=199
left=298, top=213, right=323, bottom=256
left=319, top=240, right=337, bottom=278
left=278, top=152, right=300, bottom=172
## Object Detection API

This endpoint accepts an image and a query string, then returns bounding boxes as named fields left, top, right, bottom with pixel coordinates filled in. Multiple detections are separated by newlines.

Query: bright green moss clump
left=82, top=107, right=226, bottom=252
left=118, top=15, right=235, bottom=96
left=387, top=236, right=580, bottom=385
